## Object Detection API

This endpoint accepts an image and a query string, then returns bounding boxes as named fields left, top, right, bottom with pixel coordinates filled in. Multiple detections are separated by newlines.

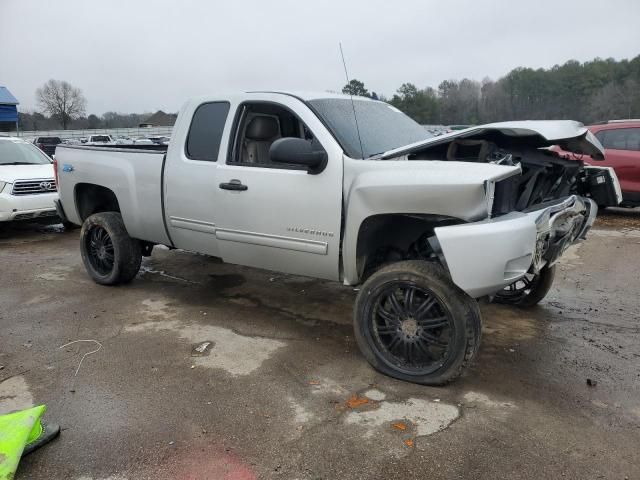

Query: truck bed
left=55, top=145, right=172, bottom=245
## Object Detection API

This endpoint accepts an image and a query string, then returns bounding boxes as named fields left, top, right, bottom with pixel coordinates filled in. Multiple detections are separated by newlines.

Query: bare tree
left=36, top=79, right=87, bottom=129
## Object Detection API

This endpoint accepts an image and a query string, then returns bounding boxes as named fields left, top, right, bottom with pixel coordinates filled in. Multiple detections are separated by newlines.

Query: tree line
left=18, top=55, right=640, bottom=131
left=343, top=55, right=640, bottom=125
left=19, top=109, right=155, bottom=132
left=19, top=80, right=155, bottom=131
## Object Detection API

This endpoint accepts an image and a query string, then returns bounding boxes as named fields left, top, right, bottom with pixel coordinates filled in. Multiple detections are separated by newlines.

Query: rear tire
left=353, top=260, right=482, bottom=386
left=493, top=265, right=556, bottom=308
left=80, top=212, right=142, bottom=285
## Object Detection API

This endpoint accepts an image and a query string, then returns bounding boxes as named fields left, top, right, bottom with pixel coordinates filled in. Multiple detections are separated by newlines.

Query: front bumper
left=0, top=189, right=59, bottom=222
left=434, top=195, right=596, bottom=298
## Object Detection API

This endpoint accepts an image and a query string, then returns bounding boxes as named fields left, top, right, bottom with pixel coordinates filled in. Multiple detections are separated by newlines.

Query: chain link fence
left=0, top=126, right=173, bottom=140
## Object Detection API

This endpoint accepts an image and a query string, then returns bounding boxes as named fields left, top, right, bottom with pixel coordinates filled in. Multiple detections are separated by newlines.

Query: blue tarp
left=0, top=87, right=18, bottom=124
left=0, top=104, right=18, bottom=123
left=0, top=86, right=19, bottom=105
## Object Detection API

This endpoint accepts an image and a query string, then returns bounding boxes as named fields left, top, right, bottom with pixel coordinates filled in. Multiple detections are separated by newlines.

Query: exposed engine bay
left=406, top=135, right=620, bottom=215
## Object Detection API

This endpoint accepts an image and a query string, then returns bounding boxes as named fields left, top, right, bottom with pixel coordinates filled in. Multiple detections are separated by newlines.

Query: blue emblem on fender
left=62, top=164, right=74, bottom=172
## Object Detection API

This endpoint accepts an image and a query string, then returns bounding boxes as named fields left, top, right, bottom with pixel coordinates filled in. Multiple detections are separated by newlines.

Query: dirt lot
left=1, top=209, right=639, bottom=480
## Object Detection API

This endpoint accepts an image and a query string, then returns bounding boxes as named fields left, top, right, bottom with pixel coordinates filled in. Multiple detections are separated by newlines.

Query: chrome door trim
left=169, top=216, right=216, bottom=234
left=215, top=228, right=328, bottom=255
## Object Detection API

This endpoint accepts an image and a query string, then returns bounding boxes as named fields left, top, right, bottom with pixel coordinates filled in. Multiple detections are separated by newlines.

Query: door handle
left=219, top=179, right=248, bottom=191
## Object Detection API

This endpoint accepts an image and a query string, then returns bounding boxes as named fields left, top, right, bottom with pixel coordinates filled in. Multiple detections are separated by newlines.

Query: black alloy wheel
left=370, top=281, right=453, bottom=376
left=493, top=265, right=556, bottom=308
left=354, top=261, right=482, bottom=385
left=85, top=225, right=115, bottom=276
left=80, top=212, right=142, bottom=285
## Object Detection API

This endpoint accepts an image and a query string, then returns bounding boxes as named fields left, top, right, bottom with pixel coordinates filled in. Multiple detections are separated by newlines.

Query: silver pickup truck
left=55, top=91, right=621, bottom=385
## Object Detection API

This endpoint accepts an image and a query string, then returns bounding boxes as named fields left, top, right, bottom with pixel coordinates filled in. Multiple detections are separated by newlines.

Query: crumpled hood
left=343, top=157, right=522, bottom=225
left=0, top=164, right=55, bottom=183
left=380, top=120, right=605, bottom=160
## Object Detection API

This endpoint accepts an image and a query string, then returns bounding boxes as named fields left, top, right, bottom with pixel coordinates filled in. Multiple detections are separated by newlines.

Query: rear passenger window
left=597, top=128, right=640, bottom=152
left=186, top=102, right=230, bottom=161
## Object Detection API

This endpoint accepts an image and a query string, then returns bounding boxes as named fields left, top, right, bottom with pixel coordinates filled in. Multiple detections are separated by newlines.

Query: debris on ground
left=586, top=378, right=597, bottom=387
left=191, top=341, right=213, bottom=356
left=346, top=394, right=370, bottom=409
left=392, top=422, right=408, bottom=431
left=59, top=339, right=103, bottom=377
left=403, top=439, right=414, bottom=448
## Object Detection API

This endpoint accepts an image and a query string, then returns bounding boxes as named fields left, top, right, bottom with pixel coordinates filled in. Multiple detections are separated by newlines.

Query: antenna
left=339, top=43, right=365, bottom=159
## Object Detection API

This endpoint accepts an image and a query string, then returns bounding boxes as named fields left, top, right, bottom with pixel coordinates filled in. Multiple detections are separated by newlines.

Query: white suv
left=0, top=137, right=58, bottom=223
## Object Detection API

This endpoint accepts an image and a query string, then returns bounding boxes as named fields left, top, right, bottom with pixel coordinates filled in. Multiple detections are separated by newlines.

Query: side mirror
left=269, top=137, right=327, bottom=174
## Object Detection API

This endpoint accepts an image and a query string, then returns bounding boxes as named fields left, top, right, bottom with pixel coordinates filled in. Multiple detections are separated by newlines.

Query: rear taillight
left=53, top=158, right=59, bottom=190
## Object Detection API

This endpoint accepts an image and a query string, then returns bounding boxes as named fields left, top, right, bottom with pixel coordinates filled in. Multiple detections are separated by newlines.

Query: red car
left=559, top=120, right=640, bottom=207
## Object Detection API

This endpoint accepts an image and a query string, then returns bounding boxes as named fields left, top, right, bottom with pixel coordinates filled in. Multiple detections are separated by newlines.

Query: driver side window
left=228, top=102, right=320, bottom=169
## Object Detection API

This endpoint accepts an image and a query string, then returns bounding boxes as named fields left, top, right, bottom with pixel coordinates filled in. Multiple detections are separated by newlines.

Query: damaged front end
left=433, top=194, right=597, bottom=298
left=530, top=195, right=597, bottom=272
left=347, top=120, right=621, bottom=296
left=381, top=120, right=620, bottom=298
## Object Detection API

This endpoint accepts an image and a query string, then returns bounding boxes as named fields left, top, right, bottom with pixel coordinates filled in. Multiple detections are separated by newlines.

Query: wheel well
left=355, top=214, right=464, bottom=279
left=75, top=183, right=121, bottom=222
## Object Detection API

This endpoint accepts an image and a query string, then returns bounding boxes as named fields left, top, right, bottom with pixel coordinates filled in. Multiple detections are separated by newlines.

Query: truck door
left=164, top=101, right=230, bottom=256
left=214, top=98, right=343, bottom=281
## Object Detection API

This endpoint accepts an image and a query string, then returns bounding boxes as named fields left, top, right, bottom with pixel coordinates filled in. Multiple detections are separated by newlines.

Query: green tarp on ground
left=0, top=405, right=46, bottom=480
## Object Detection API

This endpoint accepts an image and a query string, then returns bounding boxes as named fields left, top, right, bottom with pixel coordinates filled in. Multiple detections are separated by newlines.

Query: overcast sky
left=1, top=0, right=639, bottom=115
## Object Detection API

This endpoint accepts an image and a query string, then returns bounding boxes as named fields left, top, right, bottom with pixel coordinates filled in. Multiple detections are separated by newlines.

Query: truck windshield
left=307, top=98, right=432, bottom=159
left=0, top=141, right=52, bottom=165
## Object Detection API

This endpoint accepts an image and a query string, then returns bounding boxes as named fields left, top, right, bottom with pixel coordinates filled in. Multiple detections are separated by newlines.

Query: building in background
left=140, top=110, right=177, bottom=128
left=0, top=86, right=19, bottom=133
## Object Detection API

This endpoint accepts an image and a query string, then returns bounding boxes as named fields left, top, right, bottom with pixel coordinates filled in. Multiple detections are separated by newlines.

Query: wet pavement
left=1, top=209, right=639, bottom=480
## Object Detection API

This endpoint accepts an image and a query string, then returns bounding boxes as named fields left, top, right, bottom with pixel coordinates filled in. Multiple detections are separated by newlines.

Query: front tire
left=354, top=261, right=482, bottom=386
left=80, top=212, right=142, bottom=285
left=493, top=265, right=556, bottom=307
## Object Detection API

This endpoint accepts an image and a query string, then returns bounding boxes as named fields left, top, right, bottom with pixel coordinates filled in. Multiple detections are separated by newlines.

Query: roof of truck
left=248, top=90, right=376, bottom=102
